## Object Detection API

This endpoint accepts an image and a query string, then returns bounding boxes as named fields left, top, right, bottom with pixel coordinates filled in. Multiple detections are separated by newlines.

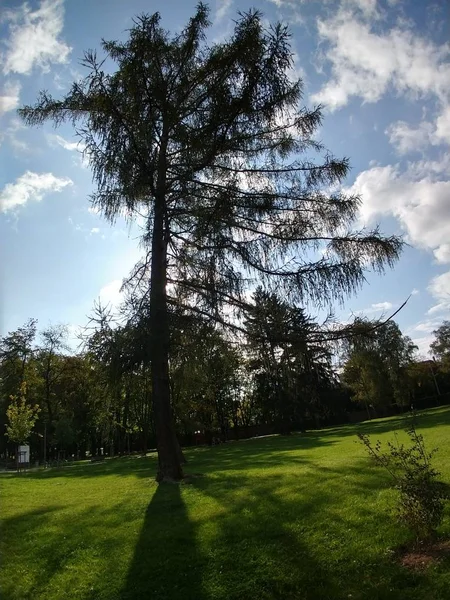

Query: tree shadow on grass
left=0, top=506, right=64, bottom=600
left=189, top=433, right=337, bottom=474
left=186, top=469, right=440, bottom=600
left=120, top=483, right=205, bottom=600
left=1, top=498, right=183, bottom=600
left=2, top=460, right=448, bottom=599
left=120, top=473, right=345, bottom=600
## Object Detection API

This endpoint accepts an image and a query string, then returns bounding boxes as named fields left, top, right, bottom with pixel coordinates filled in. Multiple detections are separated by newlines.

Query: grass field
left=1, top=407, right=449, bottom=600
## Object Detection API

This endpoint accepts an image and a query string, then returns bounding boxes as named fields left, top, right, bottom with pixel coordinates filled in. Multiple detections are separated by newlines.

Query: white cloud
left=2, top=0, right=71, bottom=75
left=0, top=81, right=20, bottom=115
left=47, top=134, right=82, bottom=152
left=268, top=0, right=378, bottom=12
left=427, top=271, right=450, bottom=316
left=428, top=303, right=450, bottom=316
left=435, top=105, right=450, bottom=143
left=312, top=8, right=450, bottom=111
left=311, top=2, right=450, bottom=159
left=344, top=0, right=379, bottom=19
left=386, top=120, right=435, bottom=155
left=90, top=227, right=100, bottom=234
left=434, top=244, right=450, bottom=265
left=409, top=314, right=446, bottom=357
left=266, top=0, right=293, bottom=6
left=412, top=320, right=440, bottom=334
left=410, top=334, right=433, bottom=358
left=98, top=279, right=123, bottom=310
left=355, top=301, right=394, bottom=316
left=386, top=104, right=450, bottom=155
left=47, top=133, right=89, bottom=168
left=371, top=301, right=393, bottom=311
left=215, top=0, right=233, bottom=22
left=0, top=171, right=72, bottom=213
left=0, top=117, right=29, bottom=151
left=348, top=159, right=450, bottom=266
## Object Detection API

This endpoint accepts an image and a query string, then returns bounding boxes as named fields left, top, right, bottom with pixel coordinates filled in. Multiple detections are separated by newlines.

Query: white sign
left=18, top=445, right=30, bottom=463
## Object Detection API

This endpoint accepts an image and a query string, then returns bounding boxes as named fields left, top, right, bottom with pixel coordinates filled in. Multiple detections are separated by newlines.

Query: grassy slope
left=1, top=407, right=449, bottom=600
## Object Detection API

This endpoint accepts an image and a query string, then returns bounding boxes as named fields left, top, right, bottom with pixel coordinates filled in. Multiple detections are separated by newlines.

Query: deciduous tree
left=431, top=321, right=450, bottom=369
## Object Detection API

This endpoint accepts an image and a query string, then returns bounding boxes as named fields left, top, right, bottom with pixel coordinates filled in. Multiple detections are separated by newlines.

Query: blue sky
left=1, top=0, right=449, bottom=355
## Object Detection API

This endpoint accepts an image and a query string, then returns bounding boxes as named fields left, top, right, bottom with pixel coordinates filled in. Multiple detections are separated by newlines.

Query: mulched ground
left=397, top=539, right=450, bottom=571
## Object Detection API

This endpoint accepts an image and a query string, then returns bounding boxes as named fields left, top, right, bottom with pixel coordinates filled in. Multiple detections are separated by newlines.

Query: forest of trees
left=3, top=5, right=448, bottom=479
left=1, top=308, right=449, bottom=466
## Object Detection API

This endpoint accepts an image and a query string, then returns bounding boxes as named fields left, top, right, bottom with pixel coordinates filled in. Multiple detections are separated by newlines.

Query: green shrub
left=358, top=413, right=446, bottom=541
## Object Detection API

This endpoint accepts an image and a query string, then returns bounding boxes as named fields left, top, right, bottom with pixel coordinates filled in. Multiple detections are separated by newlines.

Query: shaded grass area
left=1, top=407, right=450, bottom=599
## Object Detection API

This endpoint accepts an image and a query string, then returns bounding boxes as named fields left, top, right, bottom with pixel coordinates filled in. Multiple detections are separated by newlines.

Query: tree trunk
left=150, top=152, right=183, bottom=482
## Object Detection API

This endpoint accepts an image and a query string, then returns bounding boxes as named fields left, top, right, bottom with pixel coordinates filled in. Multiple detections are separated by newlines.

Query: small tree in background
left=5, top=382, right=40, bottom=468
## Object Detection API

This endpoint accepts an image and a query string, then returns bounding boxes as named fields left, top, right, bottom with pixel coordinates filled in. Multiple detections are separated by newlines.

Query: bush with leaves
left=358, top=413, right=446, bottom=541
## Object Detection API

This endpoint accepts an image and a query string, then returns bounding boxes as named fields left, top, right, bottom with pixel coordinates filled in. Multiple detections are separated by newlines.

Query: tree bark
left=150, top=133, right=183, bottom=482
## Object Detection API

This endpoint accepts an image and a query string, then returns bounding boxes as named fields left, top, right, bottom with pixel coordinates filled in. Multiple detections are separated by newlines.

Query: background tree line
left=2, top=303, right=449, bottom=465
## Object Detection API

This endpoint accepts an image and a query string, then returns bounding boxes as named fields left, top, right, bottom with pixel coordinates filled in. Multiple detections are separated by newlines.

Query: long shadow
left=187, top=473, right=371, bottom=599
left=3, top=435, right=449, bottom=599
left=0, top=506, right=63, bottom=600
left=190, top=432, right=337, bottom=473
left=186, top=468, right=440, bottom=600
left=120, top=483, right=205, bottom=600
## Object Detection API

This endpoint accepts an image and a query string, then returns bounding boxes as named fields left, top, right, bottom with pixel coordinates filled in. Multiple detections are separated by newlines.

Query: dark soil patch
left=397, top=539, right=450, bottom=571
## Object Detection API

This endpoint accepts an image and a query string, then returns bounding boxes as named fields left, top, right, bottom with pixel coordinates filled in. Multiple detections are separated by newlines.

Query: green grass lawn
left=1, top=407, right=450, bottom=600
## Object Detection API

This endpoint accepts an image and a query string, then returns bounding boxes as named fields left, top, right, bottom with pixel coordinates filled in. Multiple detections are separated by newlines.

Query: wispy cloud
left=347, top=156, right=450, bottom=267
left=215, top=0, right=233, bottom=22
left=311, top=1, right=450, bottom=161
left=386, top=105, right=450, bottom=155
left=0, top=117, right=28, bottom=152
left=47, top=133, right=89, bottom=166
left=47, top=134, right=83, bottom=152
left=0, top=81, right=20, bottom=115
left=410, top=334, right=434, bottom=358
left=427, top=271, right=450, bottom=316
left=354, top=301, right=394, bottom=316
left=0, top=171, right=72, bottom=213
left=312, top=5, right=450, bottom=111
left=1, top=0, right=71, bottom=75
